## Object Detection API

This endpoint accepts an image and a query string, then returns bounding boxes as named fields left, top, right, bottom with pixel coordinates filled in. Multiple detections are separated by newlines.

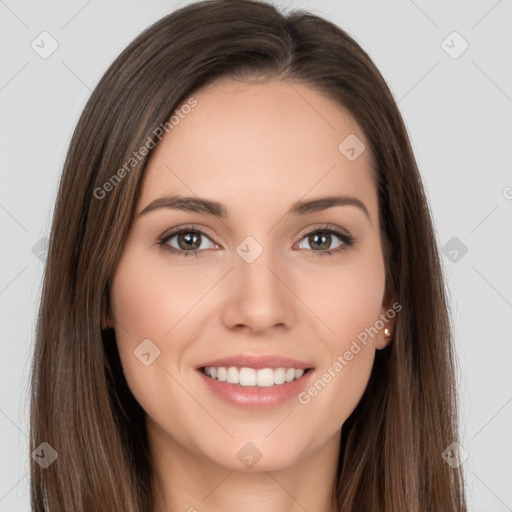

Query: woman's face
left=109, top=79, right=395, bottom=472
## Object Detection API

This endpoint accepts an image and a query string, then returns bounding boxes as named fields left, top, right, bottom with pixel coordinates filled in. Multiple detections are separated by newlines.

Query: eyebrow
left=139, top=194, right=370, bottom=221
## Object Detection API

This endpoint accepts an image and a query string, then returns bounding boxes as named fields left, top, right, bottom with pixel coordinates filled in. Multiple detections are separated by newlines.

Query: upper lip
left=196, top=354, right=314, bottom=370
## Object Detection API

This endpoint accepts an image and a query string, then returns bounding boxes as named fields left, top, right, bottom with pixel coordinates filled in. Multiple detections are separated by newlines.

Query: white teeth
left=202, top=366, right=308, bottom=386
left=274, top=367, right=286, bottom=385
left=285, top=368, right=296, bottom=382
left=256, top=368, right=275, bottom=387
left=217, top=367, right=227, bottom=382
left=226, top=367, right=238, bottom=384
left=239, top=367, right=256, bottom=386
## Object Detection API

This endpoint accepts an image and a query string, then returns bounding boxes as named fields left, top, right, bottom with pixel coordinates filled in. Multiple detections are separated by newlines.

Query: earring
left=384, top=328, right=391, bottom=338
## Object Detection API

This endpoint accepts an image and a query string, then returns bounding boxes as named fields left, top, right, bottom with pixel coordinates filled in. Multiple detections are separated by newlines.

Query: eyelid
left=158, top=223, right=221, bottom=245
left=296, top=222, right=352, bottom=240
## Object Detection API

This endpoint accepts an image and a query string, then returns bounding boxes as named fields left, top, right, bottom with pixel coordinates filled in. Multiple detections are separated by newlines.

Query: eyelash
left=157, top=224, right=355, bottom=258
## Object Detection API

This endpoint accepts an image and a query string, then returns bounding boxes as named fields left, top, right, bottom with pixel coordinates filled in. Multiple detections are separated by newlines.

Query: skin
left=107, top=79, right=396, bottom=512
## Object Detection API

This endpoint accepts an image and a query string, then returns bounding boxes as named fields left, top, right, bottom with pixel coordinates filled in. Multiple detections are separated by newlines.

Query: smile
left=201, top=366, right=309, bottom=387
left=197, top=366, right=314, bottom=409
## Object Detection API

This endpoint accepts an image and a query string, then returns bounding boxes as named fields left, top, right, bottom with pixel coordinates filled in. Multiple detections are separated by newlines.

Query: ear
left=101, top=300, right=115, bottom=330
left=101, top=315, right=115, bottom=330
left=376, top=294, right=400, bottom=350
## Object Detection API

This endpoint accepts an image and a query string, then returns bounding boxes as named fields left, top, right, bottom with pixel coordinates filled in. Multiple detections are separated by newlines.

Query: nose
left=220, top=248, right=296, bottom=335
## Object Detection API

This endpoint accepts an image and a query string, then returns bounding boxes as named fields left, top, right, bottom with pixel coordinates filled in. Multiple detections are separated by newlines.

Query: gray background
left=1, top=0, right=511, bottom=510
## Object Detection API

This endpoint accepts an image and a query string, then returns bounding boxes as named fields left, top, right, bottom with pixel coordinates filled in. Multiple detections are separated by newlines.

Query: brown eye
left=176, top=231, right=202, bottom=251
left=307, top=231, right=333, bottom=250
left=297, top=228, right=353, bottom=254
left=158, top=228, right=218, bottom=257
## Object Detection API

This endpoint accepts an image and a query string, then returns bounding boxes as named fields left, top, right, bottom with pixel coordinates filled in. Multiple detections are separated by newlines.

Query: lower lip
left=197, top=369, right=314, bottom=409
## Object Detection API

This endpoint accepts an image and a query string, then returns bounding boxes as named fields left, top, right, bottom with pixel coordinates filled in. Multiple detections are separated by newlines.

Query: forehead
left=138, top=79, right=377, bottom=222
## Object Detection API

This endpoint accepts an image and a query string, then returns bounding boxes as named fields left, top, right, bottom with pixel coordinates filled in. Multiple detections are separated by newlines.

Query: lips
left=195, top=353, right=315, bottom=409
left=196, top=354, right=313, bottom=371
left=197, top=366, right=314, bottom=409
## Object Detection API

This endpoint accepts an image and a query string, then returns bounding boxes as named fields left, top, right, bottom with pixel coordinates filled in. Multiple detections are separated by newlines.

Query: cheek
left=109, top=247, right=207, bottom=343
left=108, top=245, right=223, bottom=389
left=108, top=250, right=198, bottom=420
left=108, top=250, right=191, bottom=390
left=300, top=297, right=379, bottom=433
left=305, top=250, right=386, bottom=347
left=296, top=252, right=384, bottom=422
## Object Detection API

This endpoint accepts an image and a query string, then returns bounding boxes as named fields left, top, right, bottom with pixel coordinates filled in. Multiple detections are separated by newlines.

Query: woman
left=30, top=0, right=467, bottom=510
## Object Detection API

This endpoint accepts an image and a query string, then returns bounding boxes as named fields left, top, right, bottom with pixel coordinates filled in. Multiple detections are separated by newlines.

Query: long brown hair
left=30, top=0, right=467, bottom=510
